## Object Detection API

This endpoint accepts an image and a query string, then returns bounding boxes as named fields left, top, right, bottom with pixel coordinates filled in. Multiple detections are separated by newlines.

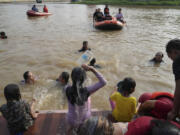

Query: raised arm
left=82, top=64, right=107, bottom=95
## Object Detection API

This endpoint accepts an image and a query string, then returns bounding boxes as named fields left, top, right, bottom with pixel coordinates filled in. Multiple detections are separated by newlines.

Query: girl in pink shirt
left=65, top=64, right=107, bottom=134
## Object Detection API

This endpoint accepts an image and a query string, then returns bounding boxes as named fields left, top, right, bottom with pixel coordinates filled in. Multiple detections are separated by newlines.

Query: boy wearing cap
left=109, top=77, right=137, bottom=122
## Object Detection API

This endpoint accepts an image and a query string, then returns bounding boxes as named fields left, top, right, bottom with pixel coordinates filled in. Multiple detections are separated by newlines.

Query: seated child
left=78, top=41, right=91, bottom=52
left=56, top=71, right=69, bottom=91
left=21, top=71, right=36, bottom=85
left=0, top=84, right=38, bottom=135
left=0, top=31, right=7, bottom=39
left=109, top=77, right=137, bottom=122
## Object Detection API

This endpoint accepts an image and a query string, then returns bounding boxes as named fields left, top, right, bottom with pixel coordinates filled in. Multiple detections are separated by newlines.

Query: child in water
left=56, top=71, right=70, bottom=91
left=0, top=31, right=7, bottom=39
left=65, top=64, right=106, bottom=134
left=0, top=84, right=38, bottom=135
left=109, top=77, right=137, bottom=122
left=89, top=58, right=101, bottom=69
left=78, top=41, right=91, bottom=52
left=149, top=52, right=164, bottom=64
left=21, top=71, right=36, bottom=85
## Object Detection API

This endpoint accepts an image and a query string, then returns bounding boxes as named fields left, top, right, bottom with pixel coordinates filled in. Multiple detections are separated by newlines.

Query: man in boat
left=43, top=5, right=48, bottom=13
left=104, top=5, right=109, bottom=17
left=104, top=12, right=112, bottom=20
left=116, top=8, right=125, bottom=23
left=32, top=5, right=39, bottom=12
left=166, top=39, right=180, bottom=122
left=94, top=8, right=104, bottom=22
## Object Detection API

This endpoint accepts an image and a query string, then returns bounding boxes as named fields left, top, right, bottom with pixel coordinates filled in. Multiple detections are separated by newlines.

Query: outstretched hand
left=82, top=64, right=94, bottom=71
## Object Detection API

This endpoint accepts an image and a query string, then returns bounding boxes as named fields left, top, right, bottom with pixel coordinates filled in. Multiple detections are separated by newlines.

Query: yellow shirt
left=110, top=92, right=137, bottom=122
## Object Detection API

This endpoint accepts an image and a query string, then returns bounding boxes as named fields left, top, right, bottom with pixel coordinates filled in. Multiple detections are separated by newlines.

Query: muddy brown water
left=0, top=3, right=180, bottom=110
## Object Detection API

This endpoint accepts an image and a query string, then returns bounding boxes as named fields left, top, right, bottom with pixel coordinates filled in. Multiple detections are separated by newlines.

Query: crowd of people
left=0, top=39, right=180, bottom=135
left=93, top=5, right=125, bottom=23
left=0, top=5, right=180, bottom=135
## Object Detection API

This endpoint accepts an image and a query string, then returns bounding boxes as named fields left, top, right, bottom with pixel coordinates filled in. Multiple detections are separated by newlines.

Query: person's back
left=110, top=78, right=137, bottom=122
left=0, top=32, right=7, bottom=39
left=111, top=92, right=136, bottom=122
left=0, top=84, right=35, bottom=134
left=66, top=65, right=106, bottom=133
left=32, top=5, right=39, bottom=12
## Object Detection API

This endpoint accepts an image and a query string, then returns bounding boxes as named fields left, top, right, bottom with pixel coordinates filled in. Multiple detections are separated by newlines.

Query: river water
left=0, top=3, right=180, bottom=110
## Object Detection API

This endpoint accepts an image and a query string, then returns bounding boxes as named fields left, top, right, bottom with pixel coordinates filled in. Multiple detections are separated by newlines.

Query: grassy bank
left=74, top=0, right=180, bottom=6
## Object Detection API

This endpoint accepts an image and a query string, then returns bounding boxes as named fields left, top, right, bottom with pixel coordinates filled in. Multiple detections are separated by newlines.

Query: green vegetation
left=74, top=0, right=180, bottom=6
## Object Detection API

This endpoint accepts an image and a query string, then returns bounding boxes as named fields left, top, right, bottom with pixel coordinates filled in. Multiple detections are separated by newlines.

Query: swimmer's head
left=83, top=41, right=88, bottom=48
left=89, top=58, right=96, bottom=66
left=166, top=38, right=180, bottom=61
left=23, top=71, right=35, bottom=84
left=0, top=31, right=7, bottom=39
left=4, top=84, right=21, bottom=102
left=57, top=72, right=69, bottom=85
left=154, top=52, right=164, bottom=63
left=119, top=8, right=122, bottom=12
left=117, top=77, right=136, bottom=95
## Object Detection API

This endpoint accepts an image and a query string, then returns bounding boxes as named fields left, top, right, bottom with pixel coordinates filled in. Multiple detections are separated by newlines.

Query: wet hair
left=166, top=39, right=180, bottom=53
left=60, top=72, right=69, bottom=84
left=79, top=41, right=89, bottom=52
left=89, top=58, right=96, bottom=66
left=23, top=71, right=30, bottom=82
left=83, top=41, right=88, bottom=46
left=66, top=67, right=89, bottom=106
left=0, top=32, right=5, bottom=36
left=77, top=116, right=114, bottom=135
left=148, top=119, right=180, bottom=135
left=117, top=77, right=136, bottom=94
left=119, top=8, right=122, bottom=11
left=150, top=52, right=164, bottom=63
left=0, top=31, right=7, bottom=39
left=4, top=84, right=21, bottom=102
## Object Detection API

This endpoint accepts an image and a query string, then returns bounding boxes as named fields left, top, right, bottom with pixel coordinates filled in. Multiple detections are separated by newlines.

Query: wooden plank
left=0, top=110, right=111, bottom=135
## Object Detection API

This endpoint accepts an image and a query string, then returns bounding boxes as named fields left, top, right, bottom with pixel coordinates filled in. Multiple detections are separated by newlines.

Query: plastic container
left=77, top=50, right=93, bottom=65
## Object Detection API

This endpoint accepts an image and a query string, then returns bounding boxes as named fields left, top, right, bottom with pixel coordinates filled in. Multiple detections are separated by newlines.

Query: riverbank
left=74, top=0, right=180, bottom=6
left=0, top=0, right=69, bottom=3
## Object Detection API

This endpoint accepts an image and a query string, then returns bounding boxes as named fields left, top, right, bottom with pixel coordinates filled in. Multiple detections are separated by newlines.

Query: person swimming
left=149, top=52, right=164, bottom=64
left=78, top=41, right=91, bottom=52
left=89, top=58, right=101, bottom=68
left=0, top=31, right=7, bottom=39
left=56, top=71, right=69, bottom=91
left=21, top=71, right=36, bottom=85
